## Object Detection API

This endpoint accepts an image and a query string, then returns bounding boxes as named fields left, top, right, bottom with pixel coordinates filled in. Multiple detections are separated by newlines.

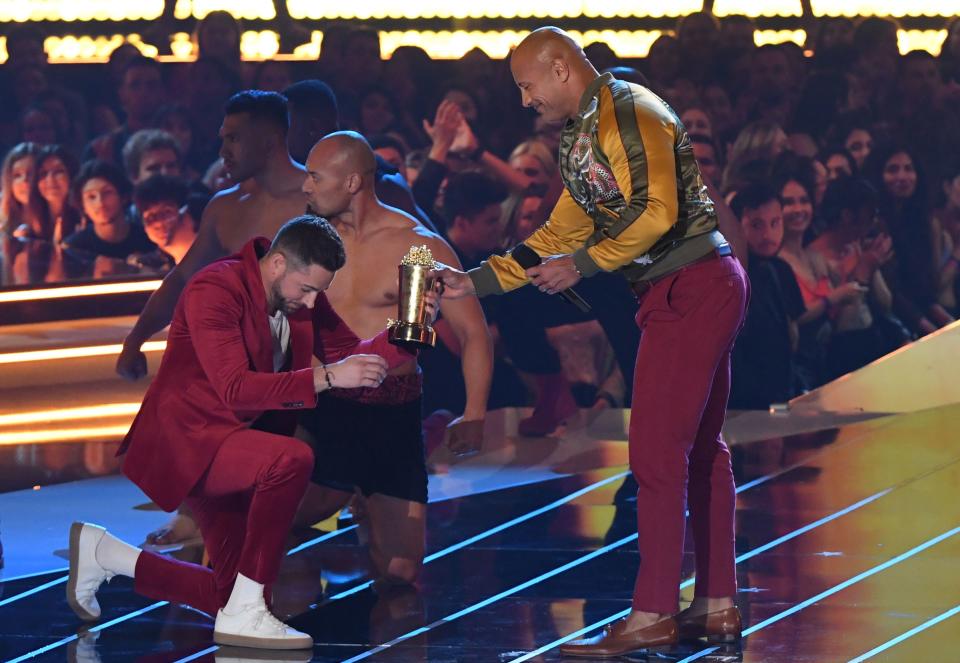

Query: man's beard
left=270, top=283, right=302, bottom=315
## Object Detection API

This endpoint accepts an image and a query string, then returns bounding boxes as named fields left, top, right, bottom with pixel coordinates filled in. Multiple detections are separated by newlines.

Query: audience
left=133, top=174, right=201, bottom=265
left=2, top=15, right=958, bottom=407
left=63, top=160, right=155, bottom=260
left=729, top=183, right=805, bottom=409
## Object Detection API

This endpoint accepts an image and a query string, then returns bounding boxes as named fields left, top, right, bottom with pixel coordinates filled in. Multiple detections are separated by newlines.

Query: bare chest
left=218, top=196, right=307, bottom=253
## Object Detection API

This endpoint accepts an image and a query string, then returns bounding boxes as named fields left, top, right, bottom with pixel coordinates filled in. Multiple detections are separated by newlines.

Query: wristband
left=322, top=365, right=334, bottom=390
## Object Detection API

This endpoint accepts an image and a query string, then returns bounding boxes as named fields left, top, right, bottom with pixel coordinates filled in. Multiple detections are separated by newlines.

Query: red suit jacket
left=119, top=237, right=413, bottom=511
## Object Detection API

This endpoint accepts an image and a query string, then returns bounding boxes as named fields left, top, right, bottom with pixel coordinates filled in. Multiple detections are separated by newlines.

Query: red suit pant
left=629, top=255, right=748, bottom=614
left=133, top=429, right=314, bottom=615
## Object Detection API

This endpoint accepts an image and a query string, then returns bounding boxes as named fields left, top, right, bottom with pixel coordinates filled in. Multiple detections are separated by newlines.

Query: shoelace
left=242, top=603, right=289, bottom=634
left=78, top=569, right=114, bottom=600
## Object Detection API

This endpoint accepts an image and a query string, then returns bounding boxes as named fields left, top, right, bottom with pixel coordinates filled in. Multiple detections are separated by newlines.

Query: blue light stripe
left=340, top=534, right=638, bottom=663
left=173, top=645, right=220, bottom=662
left=423, top=471, right=630, bottom=564
left=0, top=575, right=67, bottom=608
left=5, top=601, right=168, bottom=662
left=675, top=526, right=960, bottom=663
left=0, top=567, right=68, bottom=584
left=285, top=524, right=357, bottom=555
left=169, top=472, right=629, bottom=662
left=322, top=472, right=631, bottom=604
left=507, top=487, right=892, bottom=663
left=847, top=603, right=960, bottom=662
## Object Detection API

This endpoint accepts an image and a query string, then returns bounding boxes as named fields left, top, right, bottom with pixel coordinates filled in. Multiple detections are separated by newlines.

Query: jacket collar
left=237, top=237, right=314, bottom=373
left=239, top=237, right=273, bottom=317
left=577, top=72, right=614, bottom=115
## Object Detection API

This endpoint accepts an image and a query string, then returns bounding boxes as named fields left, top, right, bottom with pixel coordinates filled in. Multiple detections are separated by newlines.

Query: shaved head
left=308, top=130, right=376, bottom=178
left=511, top=27, right=599, bottom=122
left=513, top=27, right=587, bottom=68
left=302, top=130, right=377, bottom=218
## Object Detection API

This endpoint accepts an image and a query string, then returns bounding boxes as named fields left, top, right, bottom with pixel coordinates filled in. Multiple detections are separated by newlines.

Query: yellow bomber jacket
left=469, top=72, right=723, bottom=296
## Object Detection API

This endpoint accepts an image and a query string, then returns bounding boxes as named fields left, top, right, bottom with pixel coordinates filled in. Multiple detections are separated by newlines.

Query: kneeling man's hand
left=316, top=354, right=388, bottom=390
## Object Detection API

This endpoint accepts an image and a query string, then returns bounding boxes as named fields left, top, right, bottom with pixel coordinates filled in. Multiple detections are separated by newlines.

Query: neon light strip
left=0, top=340, right=166, bottom=365
left=8, top=472, right=622, bottom=662
left=508, top=452, right=954, bottom=662
left=0, top=280, right=161, bottom=303
left=319, top=471, right=632, bottom=605
left=342, top=535, right=637, bottom=663
left=5, top=601, right=168, bottom=663
left=0, top=425, right=132, bottom=446
left=0, top=403, right=141, bottom=426
left=0, top=567, right=68, bottom=583
left=0, top=576, right=68, bottom=608
left=675, top=526, right=960, bottom=663
left=367, top=488, right=893, bottom=663
left=847, top=603, right=960, bottom=662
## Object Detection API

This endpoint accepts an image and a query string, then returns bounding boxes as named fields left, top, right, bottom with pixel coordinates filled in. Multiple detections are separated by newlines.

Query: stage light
left=811, top=0, right=960, bottom=16
left=898, top=29, right=947, bottom=55
left=715, top=0, right=802, bottom=15
left=0, top=425, right=130, bottom=446
left=0, top=0, right=163, bottom=22
left=288, top=0, right=697, bottom=19
left=0, top=341, right=166, bottom=365
left=754, top=29, right=808, bottom=47
left=0, top=280, right=161, bottom=303
left=0, top=403, right=141, bottom=427
left=181, top=0, right=275, bottom=19
left=240, top=30, right=280, bottom=59
left=375, top=29, right=665, bottom=59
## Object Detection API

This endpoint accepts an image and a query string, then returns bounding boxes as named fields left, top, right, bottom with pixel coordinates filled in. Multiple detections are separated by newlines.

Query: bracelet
left=322, top=365, right=334, bottom=390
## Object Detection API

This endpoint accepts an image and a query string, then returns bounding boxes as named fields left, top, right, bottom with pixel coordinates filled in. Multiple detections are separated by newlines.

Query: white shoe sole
left=213, top=630, right=313, bottom=650
left=67, top=522, right=100, bottom=622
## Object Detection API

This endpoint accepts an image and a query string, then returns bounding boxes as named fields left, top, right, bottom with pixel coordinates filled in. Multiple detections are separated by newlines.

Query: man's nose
left=304, top=292, right=319, bottom=309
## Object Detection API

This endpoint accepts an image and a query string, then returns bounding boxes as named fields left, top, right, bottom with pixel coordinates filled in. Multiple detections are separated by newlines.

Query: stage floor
left=2, top=403, right=959, bottom=662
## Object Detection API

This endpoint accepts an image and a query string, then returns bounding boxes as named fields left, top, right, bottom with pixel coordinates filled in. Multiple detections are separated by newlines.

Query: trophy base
left=388, top=323, right=436, bottom=348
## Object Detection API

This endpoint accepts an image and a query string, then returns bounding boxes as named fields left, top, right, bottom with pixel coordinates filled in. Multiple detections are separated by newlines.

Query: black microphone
left=511, top=244, right=592, bottom=313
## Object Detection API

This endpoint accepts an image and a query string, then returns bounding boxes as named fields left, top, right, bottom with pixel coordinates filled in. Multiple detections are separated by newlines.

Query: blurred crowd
left=2, top=11, right=960, bottom=410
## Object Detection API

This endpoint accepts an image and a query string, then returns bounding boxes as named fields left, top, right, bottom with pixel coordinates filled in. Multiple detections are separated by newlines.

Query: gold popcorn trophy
left=388, top=245, right=438, bottom=348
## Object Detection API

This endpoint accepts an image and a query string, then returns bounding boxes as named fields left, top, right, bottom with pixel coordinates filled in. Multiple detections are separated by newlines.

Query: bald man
left=434, top=28, right=748, bottom=657
left=297, top=131, right=493, bottom=585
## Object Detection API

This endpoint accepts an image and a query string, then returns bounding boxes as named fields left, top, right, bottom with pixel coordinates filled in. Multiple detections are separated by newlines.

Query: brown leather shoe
left=676, top=605, right=742, bottom=643
left=559, top=616, right=679, bottom=658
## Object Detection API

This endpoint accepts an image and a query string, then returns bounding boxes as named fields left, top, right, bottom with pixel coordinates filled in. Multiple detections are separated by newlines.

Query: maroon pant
left=629, top=255, right=748, bottom=614
left=134, top=429, right=314, bottom=615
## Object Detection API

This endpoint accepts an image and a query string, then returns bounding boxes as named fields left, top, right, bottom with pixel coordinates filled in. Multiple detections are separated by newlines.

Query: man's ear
left=552, top=58, right=570, bottom=83
left=270, top=251, right=287, bottom=274
left=346, top=172, right=362, bottom=194
left=451, top=214, right=469, bottom=231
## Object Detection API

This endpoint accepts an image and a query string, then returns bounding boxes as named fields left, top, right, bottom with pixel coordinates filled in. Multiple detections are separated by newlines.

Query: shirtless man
left=296, top=131, right=492, bottom=585
left=117, top=90, right=306, bottom=380
left=116, top=90, right=309, bottom=544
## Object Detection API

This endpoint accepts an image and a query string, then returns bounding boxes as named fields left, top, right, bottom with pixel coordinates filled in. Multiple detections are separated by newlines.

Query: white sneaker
left=67, top=522, right=115, bottom=621
left=214, top=602, right=313, bottom=650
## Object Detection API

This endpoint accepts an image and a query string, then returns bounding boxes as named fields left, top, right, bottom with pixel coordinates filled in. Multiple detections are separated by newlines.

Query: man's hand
left=424, top=282, right=442, bottom=323
left=446, top=416, right=484, bottom=456
left=431, top=263, right=477, bottom=299
left=117, top=340, right=148, bottom=381
left=526, top=254, right=581, bottom=294
left=317, top=354, right=388, bottom=390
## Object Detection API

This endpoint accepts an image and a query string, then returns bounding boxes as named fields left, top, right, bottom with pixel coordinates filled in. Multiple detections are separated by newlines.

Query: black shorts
left=299, top=393, right=427, bottom=504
